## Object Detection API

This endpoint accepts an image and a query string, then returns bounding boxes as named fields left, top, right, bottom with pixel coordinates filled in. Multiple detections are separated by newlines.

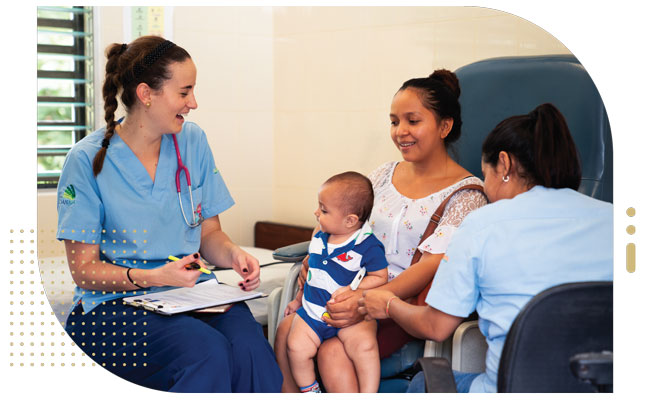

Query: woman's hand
left=297, top=256, right=309, bottom=290
left=322, top=289, right=364, bottom=328
left=230, top=246, right=261, bottom=291
left=329, top=285, right=352, bottom=302
left=199, top=215, right=259, bottom=290
left=146, top=253, right=204, bottom=288
left=358, top=289, right=398, bottom=320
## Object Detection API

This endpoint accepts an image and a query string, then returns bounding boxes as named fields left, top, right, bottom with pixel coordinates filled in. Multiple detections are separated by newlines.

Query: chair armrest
left=569, top=351, right=613, bottom=392
left=266, top=287, right=283, bottom=349
left=414, top=357, right=457, bottom=393
left=272, top=241, right=310, bottom=262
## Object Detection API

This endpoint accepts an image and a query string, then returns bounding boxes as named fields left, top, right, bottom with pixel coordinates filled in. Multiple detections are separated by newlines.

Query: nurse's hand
left=231, top=247, right=260, bottom=291
left=358, top=289, right=398, bottom=320
left=149, top=253, right=203, bottom=288
left=322, top=289, right=364, bottom=328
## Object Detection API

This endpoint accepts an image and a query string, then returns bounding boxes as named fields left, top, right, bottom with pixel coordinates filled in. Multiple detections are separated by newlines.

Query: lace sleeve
left=367, top=161, right=396, bottom=191
left=439, top=189, right=488, bottom=228
left=417, top=189, right=487, bottom=254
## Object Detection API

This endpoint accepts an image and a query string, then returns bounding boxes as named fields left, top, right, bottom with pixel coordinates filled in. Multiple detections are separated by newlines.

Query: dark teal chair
left=269, top=54, right=613, bottom=393
left=455, top=54, right=612, bottom=202
left=413, top=55, right=613, bottom=392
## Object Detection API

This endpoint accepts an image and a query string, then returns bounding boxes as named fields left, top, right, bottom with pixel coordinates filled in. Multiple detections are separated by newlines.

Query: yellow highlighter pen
left=168, top=255, right=212, bottom=275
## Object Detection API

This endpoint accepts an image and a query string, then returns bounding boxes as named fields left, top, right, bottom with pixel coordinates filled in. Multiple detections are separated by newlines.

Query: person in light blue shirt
left=57, top=35, right=281, bottom=392
left=58, top=121, right=233, bottom=312
left=358, top=103, right=613, bottom=393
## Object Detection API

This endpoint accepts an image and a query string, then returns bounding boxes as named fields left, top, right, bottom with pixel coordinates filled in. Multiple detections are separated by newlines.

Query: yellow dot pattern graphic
left=9, top=226, right=151, bottom=368
left=8, top=228, right=91, bottom=367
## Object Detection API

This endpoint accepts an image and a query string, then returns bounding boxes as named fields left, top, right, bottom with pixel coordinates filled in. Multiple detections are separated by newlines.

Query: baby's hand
left=284, top=299, right=301, bottom=317
left=329, top=285, right=352, bottom=303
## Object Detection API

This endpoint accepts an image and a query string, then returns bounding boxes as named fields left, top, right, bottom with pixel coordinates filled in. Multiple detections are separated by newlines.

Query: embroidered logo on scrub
left=213, top=167, right=219, bottom=174
left=60, top=184, right=76, bottom=205
left=336, top=252, right=353, bottom=262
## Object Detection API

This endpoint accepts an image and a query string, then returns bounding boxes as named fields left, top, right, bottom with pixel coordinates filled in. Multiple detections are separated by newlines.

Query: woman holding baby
left=274, top=68, right=488, bottom=392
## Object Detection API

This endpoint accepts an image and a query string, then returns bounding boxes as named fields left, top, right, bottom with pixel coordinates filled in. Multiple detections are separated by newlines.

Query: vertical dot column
left=626, top=207, right=636, bottom=273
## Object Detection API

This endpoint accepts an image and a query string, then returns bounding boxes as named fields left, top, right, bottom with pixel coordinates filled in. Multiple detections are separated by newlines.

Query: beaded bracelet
left=385, top=296, right=399, bottom=318
left=126, top=267, right=146, bottom=289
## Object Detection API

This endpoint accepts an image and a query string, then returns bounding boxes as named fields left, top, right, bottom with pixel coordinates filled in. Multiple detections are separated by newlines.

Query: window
left=37, top=6, right=93, bottom=188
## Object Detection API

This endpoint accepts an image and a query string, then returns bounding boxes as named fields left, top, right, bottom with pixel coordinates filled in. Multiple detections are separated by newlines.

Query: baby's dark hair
left=324, top=171, right=374, bottom=223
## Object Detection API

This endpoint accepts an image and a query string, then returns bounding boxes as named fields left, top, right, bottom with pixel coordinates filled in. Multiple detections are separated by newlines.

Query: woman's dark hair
left=398, top=69, right=462, bottom=148
left=481, top=103, right=582, bottom=190
left=92, top=36, right=191, bottom=176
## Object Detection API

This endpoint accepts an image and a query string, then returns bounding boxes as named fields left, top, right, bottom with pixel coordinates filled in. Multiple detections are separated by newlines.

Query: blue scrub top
left=425, top=186, right=613, bottom=393
left=56, top=121, right=235, bottom=313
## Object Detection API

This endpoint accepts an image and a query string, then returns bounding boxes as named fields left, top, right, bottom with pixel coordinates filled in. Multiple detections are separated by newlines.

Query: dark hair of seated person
left=481, top=102, right=582, bottom=190
left=398, top=69, right=462, bottom=149
left=324, top=171, right=374, bottom=224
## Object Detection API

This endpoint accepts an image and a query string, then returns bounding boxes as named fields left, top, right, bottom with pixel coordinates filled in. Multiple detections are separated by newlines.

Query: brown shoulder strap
left=410, top=183, right=485, bottom=266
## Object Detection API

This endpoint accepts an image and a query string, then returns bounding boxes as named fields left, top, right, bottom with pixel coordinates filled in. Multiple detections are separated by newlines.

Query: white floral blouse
left=368, top=161, right=488, bottom=281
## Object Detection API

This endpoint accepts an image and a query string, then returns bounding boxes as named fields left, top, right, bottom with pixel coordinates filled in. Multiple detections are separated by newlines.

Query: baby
left=285, top=171, right=388, bottom=393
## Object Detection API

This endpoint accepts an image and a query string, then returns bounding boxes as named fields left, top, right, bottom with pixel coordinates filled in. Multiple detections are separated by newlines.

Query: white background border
left=5, top=1, right=645, bottom=398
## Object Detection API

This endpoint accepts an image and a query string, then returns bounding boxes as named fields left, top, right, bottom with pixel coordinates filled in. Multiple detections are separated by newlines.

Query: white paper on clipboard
left=123, top=279, right=263, bottom=315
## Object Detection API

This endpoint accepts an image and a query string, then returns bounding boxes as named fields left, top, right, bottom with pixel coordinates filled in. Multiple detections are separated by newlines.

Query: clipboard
left=123, top=279, right=264, bottom=315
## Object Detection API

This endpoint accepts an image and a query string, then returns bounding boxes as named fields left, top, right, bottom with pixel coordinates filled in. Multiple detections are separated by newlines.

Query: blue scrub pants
left=66, top=301, right=282, bottom=392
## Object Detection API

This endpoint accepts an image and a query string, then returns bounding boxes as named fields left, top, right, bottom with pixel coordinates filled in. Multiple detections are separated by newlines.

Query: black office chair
left=415, top=281, right=613, bottom=393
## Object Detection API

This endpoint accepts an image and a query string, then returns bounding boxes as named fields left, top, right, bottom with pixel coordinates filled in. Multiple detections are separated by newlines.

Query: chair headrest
left=455, top=55, right=612, bottom=202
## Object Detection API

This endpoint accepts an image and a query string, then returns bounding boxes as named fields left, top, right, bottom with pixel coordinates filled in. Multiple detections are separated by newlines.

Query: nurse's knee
left=201, top=338, right=234, bottom=368
left=226, top=323, right=274, bottom=366
left=175, top=329, right=233, bottom=369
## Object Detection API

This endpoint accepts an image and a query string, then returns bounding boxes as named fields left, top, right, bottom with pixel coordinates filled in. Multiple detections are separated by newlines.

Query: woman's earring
left=502, top=175, right=510, bottom=183
left=146, top=102, right=151, bottom=108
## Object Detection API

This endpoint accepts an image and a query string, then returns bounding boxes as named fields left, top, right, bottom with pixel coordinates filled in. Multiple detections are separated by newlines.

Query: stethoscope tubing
left=172, top=134, right=202, bottom=228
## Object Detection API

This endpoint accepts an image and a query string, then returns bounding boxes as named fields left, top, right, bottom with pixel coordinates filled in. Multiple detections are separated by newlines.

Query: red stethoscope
left=172, top=134, right=204, bottom=228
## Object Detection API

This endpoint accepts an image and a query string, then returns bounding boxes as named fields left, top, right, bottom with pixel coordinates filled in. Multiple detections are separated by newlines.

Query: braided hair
left=92, top=36, right=191, bottom=176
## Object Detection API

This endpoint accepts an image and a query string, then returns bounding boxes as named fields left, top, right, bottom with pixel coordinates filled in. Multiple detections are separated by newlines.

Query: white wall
left=172, top=7, right=275, bottom=249
left=37, top=6, right=570, bottom=257
left=37, top=6, right=275, bottom=257
left=272, top=6, right=570, bottom=227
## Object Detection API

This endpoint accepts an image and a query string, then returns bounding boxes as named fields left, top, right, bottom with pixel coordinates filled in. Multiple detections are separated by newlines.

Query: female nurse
left=359, top=103, right=613, bottom=393
left=57, top=36, right=282, bottom=392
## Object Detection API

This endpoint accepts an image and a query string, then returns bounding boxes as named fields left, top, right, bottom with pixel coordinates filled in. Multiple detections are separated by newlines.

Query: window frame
left=37, top=6, right=94, bottom=188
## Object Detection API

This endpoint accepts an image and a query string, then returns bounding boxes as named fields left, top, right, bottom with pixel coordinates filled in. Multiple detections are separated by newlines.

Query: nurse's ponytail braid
left=92, top=36, right=191, bottom=177
left=92, top=43, right=124, bottom=176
